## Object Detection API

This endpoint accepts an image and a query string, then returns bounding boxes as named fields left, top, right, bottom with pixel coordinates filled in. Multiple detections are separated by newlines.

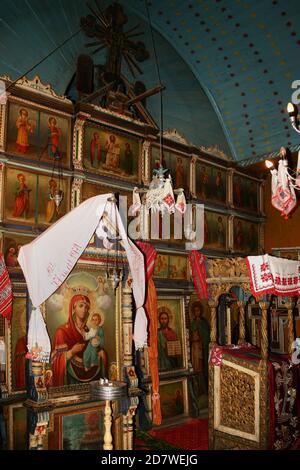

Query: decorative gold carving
left=286, top=299, right=295, bottom=355
left=189, top=154, right=197, bottom=198
left=258, top=301, right=270, bottom=363
left=142, top=140, right=151, bottom=185
left=214, top=432, right=258, bottom=450
left=219, top=364, right=255, bottom=435
left=208, top=363, right=215, bottom=449
left=72, top=112, right=90, bottom=170
left=199, top=144, right=231, bottom=161
left=237, top=301, right=246, bottom=344
left=208, top=282, right=251, bottom=303
left=0, top=103, right=7, bottom=152
left=163, top=128, right=190, bottom=145
left=71, top=177, right=83, bottom=209
left=214, top=359, right=260, bottom=445
left=208, top=300, right=218, bottom=345
left=122, top=286, right=133, bottom=367
left=207, top=257, right=248, bottom=279
left=259, top=361, right=269, bottom=449
left=0, top=75, right=71, bottom=103
left=89, top=102, right=147, bottom=126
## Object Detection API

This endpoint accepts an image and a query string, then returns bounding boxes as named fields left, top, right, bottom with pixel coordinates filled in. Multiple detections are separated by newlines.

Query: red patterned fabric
left=188, top=251, right=208, bottom=300
left=136, top=241, right=162, bottom=425
left=0, top=253, right=13, bottom=323
left=246, top=254, right=300, bottom=297
left=209, top=343, right=253, bottom=366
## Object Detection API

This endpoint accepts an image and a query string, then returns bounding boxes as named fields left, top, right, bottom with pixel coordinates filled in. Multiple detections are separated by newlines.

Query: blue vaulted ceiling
left=1, top=0, right=300, bottom=163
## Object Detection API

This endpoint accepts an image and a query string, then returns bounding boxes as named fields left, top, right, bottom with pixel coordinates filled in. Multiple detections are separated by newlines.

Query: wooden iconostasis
left=0, top=75, right=265, bottom=448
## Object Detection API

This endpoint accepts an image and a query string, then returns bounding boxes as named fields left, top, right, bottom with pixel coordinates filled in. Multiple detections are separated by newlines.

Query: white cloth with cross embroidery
left=18, top=194, right=147, bottom=359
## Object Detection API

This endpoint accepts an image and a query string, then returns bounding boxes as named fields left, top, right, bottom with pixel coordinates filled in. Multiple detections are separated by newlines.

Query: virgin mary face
left=73, top=300, right=89, bottom=321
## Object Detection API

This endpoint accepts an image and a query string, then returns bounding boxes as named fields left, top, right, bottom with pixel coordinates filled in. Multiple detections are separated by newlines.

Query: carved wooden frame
left=204, top=208, right=229, bottom=252
left=149, top=141, right=191, bottom=189
left=81, top=120, right=143, bottom=184
left=0, top=230, right=35, bottom=273
left=46, top=260, right=123, bottom=400
left=231, top=169, right=262, bottom=216
left=195, top=157, right=228, bottom=207
left=153, top=250, right=190, bottom=281
left=213, top=359, right=260, bottom=442
left=2, top=163, right=71, bottom=228
left=5, top=95, right=72, bottom=168
left=157, top=295, right=188, bottom=377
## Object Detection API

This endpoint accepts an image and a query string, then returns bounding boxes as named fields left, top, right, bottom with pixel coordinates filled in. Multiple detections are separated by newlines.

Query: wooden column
left=258, top=300, right=270, bottom=449
left=122, top=414, right=128, bottom=450
left=208, top=300, right=218, bottom=347
left=286, top=298, right=295, bottom=355
left=103, top=400, right=113, bottom=450
left=258, top=301, right=270, bottom=363
left=122, top=286, right=133, bottom=367
left=237, top=301, right=246, bottom=344
left=121, top=282, right=138, bottom=450
left=127, top=407, right=135, bottom=451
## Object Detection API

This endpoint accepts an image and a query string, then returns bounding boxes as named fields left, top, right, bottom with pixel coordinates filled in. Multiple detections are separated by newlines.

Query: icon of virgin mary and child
left=51, top=293, right=108, bottom=387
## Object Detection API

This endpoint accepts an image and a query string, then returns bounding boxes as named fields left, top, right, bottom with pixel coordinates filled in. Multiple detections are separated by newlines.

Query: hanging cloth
left=145, top=176, right=175, bottom=214
left=0, top=253, right=13, bottom=324
left=136, top=241, right=162, bottom=425
left=18, top=194, right=147, bottom=356
left=246, top=254, right=300, bottom=297
left=271, top=159, right=297, bottom=219
left=188, top=251, right=208, bottom=300
left=26, top=306, right=51, bottom=363
left=129, top=188, right=142, bottom=216
left=175, top=191, right=187, bottom=214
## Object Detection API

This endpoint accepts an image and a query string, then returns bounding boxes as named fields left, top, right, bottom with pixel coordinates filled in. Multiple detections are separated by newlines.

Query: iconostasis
left=0, top=75, right=265, bottom=448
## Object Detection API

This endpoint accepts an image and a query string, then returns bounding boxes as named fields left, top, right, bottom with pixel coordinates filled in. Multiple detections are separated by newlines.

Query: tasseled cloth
left=271, top=158, right=297, bottom=219
left=136, top=241, right=162, bottom=425
left=246, top=254, right=300, bottom=297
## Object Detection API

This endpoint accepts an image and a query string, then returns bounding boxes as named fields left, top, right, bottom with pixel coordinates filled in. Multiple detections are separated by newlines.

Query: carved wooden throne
left=207, top=258, right=299, bottom=450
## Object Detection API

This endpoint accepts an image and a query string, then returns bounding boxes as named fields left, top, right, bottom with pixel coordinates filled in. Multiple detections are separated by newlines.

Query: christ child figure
left=83, top=313, right=105, bottom=371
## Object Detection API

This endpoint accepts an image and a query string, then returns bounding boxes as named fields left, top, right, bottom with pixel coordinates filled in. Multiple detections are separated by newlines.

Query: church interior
left=1, top=0, right=300, bottom=452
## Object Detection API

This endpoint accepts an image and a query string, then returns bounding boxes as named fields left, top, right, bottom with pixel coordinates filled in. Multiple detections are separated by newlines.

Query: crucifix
left=80, top=1, right=164, bottom=114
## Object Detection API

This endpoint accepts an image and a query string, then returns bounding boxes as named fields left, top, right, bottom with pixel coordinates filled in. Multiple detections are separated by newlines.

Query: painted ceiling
left=1, top=0, right=300, bottom=164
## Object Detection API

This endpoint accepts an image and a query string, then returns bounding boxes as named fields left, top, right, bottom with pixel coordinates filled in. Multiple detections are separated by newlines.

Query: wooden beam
left=125, top=84, right=165, bottom=106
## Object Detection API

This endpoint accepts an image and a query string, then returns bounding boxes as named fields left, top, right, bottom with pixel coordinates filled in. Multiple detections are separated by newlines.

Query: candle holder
left=90, top=378, right=127, bottom=400
left=90, top=379, right=127, bottom=450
